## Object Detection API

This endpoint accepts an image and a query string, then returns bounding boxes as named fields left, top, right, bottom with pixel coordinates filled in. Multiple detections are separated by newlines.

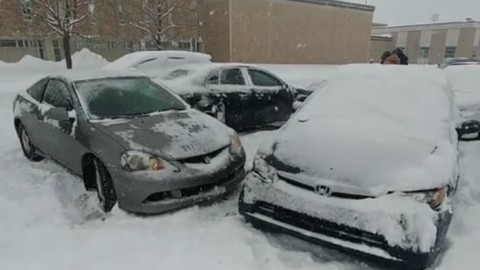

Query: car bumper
left=112, top=149, right=246, bottom=214
left=239, top=173, right=452, bottom=269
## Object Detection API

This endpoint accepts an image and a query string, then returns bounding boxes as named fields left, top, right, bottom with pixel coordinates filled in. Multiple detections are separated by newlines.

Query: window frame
left=444, top=46, right=457, bottom=58
left=247, top=68, right=284, bottom=87
left=42, top=79, right=73, bottom=109
left=218, top=68, right=247, bottom=86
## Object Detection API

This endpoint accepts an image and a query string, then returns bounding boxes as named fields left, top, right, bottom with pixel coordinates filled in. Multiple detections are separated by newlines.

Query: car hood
left=268, top=115, right=458, bottom=195
left=91, top=109, right=233, bottom=160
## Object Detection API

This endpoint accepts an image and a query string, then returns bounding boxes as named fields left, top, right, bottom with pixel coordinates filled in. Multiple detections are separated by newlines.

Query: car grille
left=278, top=174, right=373, bottom=200
left=254, top=201, right=387, bottom=248
left=178, top=147, right=226, bottom=164
left=144, top=167, right=241, bottom=203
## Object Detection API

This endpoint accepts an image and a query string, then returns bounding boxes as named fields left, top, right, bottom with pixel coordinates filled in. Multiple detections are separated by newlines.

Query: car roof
left=102, top=51, right=212, bottom=70
left=49, top=69, right=147, bottom=82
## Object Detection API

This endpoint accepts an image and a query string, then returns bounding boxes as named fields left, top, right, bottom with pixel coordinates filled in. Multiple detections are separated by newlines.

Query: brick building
left=0, top=0, right=375, bottom=64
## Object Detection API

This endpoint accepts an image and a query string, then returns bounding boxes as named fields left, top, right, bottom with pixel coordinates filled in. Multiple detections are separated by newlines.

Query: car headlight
left=230, top=134, right=243, bottom=154
left=121, top=151, right=170, bottom=172
left=406, top=187, right=448, bottom=210
left=252, top=154, right=277, bottom=183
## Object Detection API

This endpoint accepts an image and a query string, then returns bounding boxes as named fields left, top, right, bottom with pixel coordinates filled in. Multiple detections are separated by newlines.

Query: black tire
left=91, top=158, right=117, bottom=213
left=17, top=123, right=43, bottom=162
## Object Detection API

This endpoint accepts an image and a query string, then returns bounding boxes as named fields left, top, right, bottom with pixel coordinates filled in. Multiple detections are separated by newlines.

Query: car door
left=206, top=67, right=254, bottom=129
left=246, top=68, right=294, bottom=126
left=38, top=79, right=84, bottom=172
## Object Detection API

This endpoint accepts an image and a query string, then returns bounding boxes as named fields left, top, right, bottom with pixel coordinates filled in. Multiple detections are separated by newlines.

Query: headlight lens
left=252, top=154, right=277, bottom=183
left=406, top=187, right=448, bottom=210
left=121, top=151, right=168, bottom=172
left=230, top=134, right=243, bottom=154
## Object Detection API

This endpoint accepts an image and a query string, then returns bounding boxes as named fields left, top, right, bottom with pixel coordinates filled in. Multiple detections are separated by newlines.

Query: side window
left=220, top=68, right=245, bottom=85
left=248, top=69, right=283, bottom=87
left=206, top=70, right=220, bottom=85
left=26, top=79, right=48, bottom=102
left=43, top=80, right=71, bottom=108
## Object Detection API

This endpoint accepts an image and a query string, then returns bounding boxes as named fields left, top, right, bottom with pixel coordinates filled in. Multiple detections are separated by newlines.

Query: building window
left=0, top=40, right=17, bottom=47
left=22, top=0, right=34, bottom=21
left=420, top=47, right=430, bottom=58
left=445, top=46, right=456, bottom=58
left=178, top=42, right=191, bottom=51
left=116, top=0, right=126, bottom=25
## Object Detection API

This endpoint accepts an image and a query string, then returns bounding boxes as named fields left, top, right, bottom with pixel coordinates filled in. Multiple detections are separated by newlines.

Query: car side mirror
left=46, top=107, right=69, bottom=122
left=457, top=120, right=480, bottom=141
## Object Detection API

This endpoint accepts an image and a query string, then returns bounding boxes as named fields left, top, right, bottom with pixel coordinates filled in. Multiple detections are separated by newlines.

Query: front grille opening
left=178, top=147, right=226, bottom=164
left=144, top=168, right=241, bottom=203
left=278, top=175, right=373, bottom=200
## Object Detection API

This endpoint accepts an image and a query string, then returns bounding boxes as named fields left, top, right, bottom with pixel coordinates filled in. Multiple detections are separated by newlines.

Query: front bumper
left=112, top=148, right=246, bottom=214
left=239, top=172, right=452, bottom=269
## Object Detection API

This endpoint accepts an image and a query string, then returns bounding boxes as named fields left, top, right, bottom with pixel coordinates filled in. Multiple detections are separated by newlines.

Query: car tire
left=17, top=123, right=43, bottom=162
left=91, top=158, right=117, bottom=213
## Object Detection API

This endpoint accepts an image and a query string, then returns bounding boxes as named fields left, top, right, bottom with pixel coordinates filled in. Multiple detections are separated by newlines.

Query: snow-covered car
left=158, top=63, right=301, bottom=131
left=439, top=58, right=480, bottom=69
left=13, top=71, right=246, bottom=214
left=102, top=51, right=212, bottom=78
left=239, top=65, right=480, bottom=269
left=446, top=65, right=480, bottom=123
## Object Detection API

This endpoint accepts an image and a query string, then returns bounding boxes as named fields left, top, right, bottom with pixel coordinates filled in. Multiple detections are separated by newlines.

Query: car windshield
left=74, top=77, right=186, bottom=119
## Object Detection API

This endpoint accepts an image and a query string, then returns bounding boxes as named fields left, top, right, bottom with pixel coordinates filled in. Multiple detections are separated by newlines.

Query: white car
left=102, top=51, right=212, bottom=78
left=239, top=65, right=480, bottom=269
left=445, top=65, right=480, bottom=122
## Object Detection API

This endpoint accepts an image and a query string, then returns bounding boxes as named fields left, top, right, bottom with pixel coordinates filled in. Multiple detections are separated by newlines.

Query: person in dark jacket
left=393, top=48, right=409, bottom=65
left=381, top=51, right=393, bottom=64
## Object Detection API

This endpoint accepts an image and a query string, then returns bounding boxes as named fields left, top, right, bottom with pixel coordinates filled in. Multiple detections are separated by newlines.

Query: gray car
left=13, top=71, right=246, bottom=214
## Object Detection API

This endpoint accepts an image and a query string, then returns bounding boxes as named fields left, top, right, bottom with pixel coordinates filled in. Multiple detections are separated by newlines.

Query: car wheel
left=214, top=102, right=226, bottom=123
left=17, top=123, right=43, bottom=162
left=92, top=158, right=117, bottom=213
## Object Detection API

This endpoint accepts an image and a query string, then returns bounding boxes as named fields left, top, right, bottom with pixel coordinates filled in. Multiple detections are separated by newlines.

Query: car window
left=206, top=70, right=220, bottom=85
left=220, top=68, right=245, bottom=85
left=43, top=80, right=71, bottom=108
left=26, top=79, right=48, bottom=102
left=74, top=77, right=187, bottom=119
left=248, top=69, right=283, bottom=87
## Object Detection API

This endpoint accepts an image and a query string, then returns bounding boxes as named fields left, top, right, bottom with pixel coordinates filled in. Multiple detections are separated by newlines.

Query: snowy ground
left=1, top=55, right=479, bottom=270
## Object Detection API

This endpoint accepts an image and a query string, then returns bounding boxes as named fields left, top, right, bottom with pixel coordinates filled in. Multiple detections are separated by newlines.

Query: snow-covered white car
left=446, top=65, right=480, bottom=123
left=159, top=63, right=301, bottom=131
left=102, top=51, right=212, bottom=78
left=239, top=65, right=480, bottom=269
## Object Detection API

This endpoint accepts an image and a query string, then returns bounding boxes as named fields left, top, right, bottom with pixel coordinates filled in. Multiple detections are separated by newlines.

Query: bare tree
left=26, top=0, right=91, bottom=69
left=129, top=0, right=195, bottom=50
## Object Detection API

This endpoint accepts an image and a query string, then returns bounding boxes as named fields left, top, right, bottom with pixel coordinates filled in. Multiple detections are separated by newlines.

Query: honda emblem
left=315, top=185, right=331, bottom=196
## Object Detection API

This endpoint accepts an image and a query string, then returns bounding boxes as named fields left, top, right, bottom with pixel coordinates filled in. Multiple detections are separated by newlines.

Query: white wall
left=445, top=29, right=460, bottom=47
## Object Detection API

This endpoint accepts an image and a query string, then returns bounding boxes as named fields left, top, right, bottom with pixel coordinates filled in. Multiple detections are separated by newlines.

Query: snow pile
left=445, top=65, right=480, bottom=121
left=272, top=64, right=459, bottom=193
left=66, top=48, right=109, bottom=69
left=258, top=64, right=337, bottom=89
left=1, top=48, right=108, bottom=70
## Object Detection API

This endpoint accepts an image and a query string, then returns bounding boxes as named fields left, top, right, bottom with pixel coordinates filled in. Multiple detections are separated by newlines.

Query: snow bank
left=273, top=64, right=459, bottom=193
left=1, top=48, right=108, bottom=70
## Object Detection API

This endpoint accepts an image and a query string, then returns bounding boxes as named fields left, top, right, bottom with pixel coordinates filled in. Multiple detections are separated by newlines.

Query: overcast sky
left=348, top=0, right=480, bottom=25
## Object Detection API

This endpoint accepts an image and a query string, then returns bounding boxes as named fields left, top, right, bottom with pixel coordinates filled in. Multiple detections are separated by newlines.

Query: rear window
left=74, top=77, right=186, bottom=119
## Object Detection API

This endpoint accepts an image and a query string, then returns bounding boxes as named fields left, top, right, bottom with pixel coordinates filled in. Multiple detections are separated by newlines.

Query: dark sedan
left=13, top=71, right=246, bottom=214
left=159, top=64, right=302, bottom=131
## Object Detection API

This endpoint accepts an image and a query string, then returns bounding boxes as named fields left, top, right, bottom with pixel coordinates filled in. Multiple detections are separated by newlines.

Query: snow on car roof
left=102, top=51, right=212, bottom=70
left=445, top=65, right=480, bottom=110
left=50, top=69, right=147, bottom=82
left=272, top=64, right=459, bottom=193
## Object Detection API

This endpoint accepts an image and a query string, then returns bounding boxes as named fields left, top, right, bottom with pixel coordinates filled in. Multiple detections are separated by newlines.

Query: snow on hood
left=269, top=64, right=459, bottom=193
left=91, top=109, right=234, bottom=160
left=446, top=65, right=480, bottom=111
